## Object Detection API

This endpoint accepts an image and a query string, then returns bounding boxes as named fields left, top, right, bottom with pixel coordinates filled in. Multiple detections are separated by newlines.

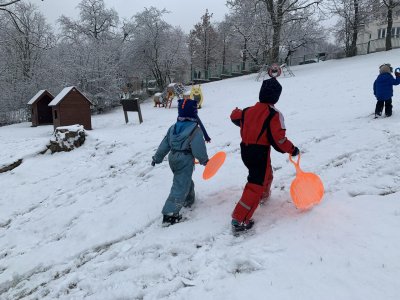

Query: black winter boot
left=162, top=214, right=182, bottom=226
left=231, top=219, right=255, bottom=233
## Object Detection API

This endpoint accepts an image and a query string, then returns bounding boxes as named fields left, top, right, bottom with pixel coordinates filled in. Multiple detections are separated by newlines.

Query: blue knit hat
left=177, top=98, right=211, bottom=142
left=177, top=99, right=198, bottom=121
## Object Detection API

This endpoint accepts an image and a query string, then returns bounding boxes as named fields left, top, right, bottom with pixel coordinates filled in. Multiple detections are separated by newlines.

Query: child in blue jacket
left=152, top=92, right=210, bottom=226
left=373, top=63, right=400, bottom=118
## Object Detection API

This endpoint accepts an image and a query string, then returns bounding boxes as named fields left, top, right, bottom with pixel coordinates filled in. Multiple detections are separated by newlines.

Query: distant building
left=27, top=90, right=54, bottom=127
left=49, top=87, right=93, bottom=130
left=358, top=6, right=400, bottom=53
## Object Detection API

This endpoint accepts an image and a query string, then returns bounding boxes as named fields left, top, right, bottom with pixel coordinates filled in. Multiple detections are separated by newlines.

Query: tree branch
left=0, top=0, right=22, bottom=8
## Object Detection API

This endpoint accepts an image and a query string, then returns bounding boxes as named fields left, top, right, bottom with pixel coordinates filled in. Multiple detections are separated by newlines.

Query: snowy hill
left=1, top=50, right=400, bottom=300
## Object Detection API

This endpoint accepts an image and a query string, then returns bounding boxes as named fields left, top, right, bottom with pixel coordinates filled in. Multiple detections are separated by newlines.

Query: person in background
left=151, top=91, right=210, bottom=226
left=229, top=77, right=299, bottom=233
left=373, top=63, right=400, bottom=118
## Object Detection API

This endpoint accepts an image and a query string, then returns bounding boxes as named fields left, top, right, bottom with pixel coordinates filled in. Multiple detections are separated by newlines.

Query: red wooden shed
left=27, top=90, right=54, bottom=127
left=49, top=86, right=93, bottom=130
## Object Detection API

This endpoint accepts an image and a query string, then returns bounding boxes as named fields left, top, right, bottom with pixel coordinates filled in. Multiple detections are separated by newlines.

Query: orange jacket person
left=230, top=77, right=299, bottom=233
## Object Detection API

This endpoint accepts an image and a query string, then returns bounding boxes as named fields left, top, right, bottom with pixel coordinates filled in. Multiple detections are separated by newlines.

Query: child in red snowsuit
left=230, top=77, right=299, bottom=232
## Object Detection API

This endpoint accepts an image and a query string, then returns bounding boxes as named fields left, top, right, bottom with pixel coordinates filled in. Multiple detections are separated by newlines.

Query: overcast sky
left=30, top=0, right=230, bottom=32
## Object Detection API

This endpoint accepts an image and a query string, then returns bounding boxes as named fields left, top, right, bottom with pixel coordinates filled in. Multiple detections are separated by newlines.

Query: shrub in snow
left=47, top=125, right=86, bottom=153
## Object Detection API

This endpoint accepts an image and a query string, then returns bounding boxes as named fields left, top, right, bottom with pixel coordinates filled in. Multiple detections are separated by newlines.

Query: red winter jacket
left=230, top=102, right=294, bottom=154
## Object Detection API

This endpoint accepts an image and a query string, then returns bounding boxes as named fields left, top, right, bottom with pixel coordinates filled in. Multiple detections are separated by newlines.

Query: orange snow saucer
left=202, top=151, right=226, bottom=180
left=289, top=154, right=324, bottom=210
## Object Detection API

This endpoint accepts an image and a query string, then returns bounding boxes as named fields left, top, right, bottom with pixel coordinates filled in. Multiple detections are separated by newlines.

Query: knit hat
left=176, top=98, right=211, bottom=142
left=379, top=64, right=392, bottom=74
left=177, top=98, right=198, bottom=121
left=259, top=77, right=282, bottom=104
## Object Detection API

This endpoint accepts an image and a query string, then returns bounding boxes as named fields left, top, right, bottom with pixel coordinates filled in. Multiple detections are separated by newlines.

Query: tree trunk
left=268, top=1, right=283, bottom=64
left=222, top=36, right=226, bottom=73
left=203, top=28, right=208, bottom=72
left=270, top=22, right=282, bottom=63
left=242, top=38, right=247, bottom=70
left=349, top=0, right=359, bottom=57
left=386, top=1, right=393, bottom=51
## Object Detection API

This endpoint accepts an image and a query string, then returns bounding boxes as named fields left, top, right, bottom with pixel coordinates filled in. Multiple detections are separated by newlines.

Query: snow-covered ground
left=1, top=50, right=400, bottom=300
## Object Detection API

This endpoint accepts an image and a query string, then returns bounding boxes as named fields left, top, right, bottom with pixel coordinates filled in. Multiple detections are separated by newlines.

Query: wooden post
left=136, top=99, right=143, bottom=123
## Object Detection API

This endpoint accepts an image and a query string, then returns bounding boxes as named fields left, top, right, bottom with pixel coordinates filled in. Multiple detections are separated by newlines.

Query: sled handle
left=289, top=153, right=302, bottom=174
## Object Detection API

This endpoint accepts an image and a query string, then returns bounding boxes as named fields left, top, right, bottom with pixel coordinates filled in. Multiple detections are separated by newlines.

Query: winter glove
left=151, top=160, right=156, bottom=167
left=291, top=147, right=300, bottom=157
left=201, top=159, right=209, bottom=166
left=230, top=107, right=242, bottom=127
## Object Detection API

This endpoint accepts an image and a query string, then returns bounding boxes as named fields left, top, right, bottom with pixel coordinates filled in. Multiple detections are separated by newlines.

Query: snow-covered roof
left=49, top=86, right=93, bottom=106
left=27, top=90, right=52, bottom=105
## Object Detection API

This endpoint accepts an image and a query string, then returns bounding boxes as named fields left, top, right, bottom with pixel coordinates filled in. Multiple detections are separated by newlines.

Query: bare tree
left=227, top=0, right=322, bottom=63
left=216, top=19, right=237, bottom=70
left=0, top=0, right=22, bottom=13
left=58, top=0, right=123, bottom=111
left=0, top=0, right=44, bottom=24
left=126, top=7, right=189, bottom=89
left=264, top=0, right=323, bottom=62
left=0, top=1, right=53, bottom=124
left=382, top=0, right=400, bottom=50
left=226, top=1, right=261, bottom=68
left=281, top=15, right=325, bottom=63
left=189, top=10, right=219, bottom=72
left=59, top=0, right=118, bottom=40
left=2, top=2, right=54, bottom=78
left=329, top=0, right=374, bottom=56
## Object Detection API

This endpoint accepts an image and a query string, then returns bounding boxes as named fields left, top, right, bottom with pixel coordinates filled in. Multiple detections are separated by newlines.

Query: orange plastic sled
left=202, top=151, right=226, bottom=180
left=289, top=154, right=324, bottom=210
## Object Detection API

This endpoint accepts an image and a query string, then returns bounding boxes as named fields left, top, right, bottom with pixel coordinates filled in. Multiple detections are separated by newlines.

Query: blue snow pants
left=162, top=152, right=195, bottom=215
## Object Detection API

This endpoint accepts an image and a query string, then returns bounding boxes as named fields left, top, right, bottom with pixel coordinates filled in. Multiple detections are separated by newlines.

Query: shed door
left=37, top=95, right=53, bottom=124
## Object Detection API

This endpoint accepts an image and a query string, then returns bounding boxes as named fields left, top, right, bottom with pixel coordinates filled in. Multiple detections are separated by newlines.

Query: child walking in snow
left=152, top=92, right=210, bottom=226
left=230, top=77, right=299, bottom=233
left=373, top=63, right=400, bottom=118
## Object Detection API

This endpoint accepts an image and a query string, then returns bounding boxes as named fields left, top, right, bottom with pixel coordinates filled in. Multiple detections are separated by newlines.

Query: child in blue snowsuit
left=373, top=63, right=400, bottom=118
left=152, top=93, right=210, bottom=225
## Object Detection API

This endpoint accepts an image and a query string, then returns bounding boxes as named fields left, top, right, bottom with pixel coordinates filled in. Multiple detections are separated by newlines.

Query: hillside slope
left=1, top=50, right=400, bottom=299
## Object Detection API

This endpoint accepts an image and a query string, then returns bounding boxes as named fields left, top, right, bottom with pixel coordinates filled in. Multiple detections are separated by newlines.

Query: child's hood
left=169, top=121, right=197, bottom=149
left=377, top=72, right=393, bottom=80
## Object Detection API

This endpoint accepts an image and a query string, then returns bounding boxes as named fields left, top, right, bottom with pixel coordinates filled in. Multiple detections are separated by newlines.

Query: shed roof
left=27, top=90, right=53, bottom=105
left=49, top=86, right=94, bottom=107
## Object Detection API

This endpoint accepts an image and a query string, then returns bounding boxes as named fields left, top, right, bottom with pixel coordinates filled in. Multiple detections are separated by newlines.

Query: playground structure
left=256, top=63, right=295, bottom=81
left=153, top=83, right=205, bottom=109
left=153, top=83, right=185, bottom=108
left=190, top=85, right=203, bottom=109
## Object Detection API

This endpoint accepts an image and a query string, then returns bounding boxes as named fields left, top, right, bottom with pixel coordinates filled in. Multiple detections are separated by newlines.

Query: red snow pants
left=232, top=143, right=273, bottom=224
